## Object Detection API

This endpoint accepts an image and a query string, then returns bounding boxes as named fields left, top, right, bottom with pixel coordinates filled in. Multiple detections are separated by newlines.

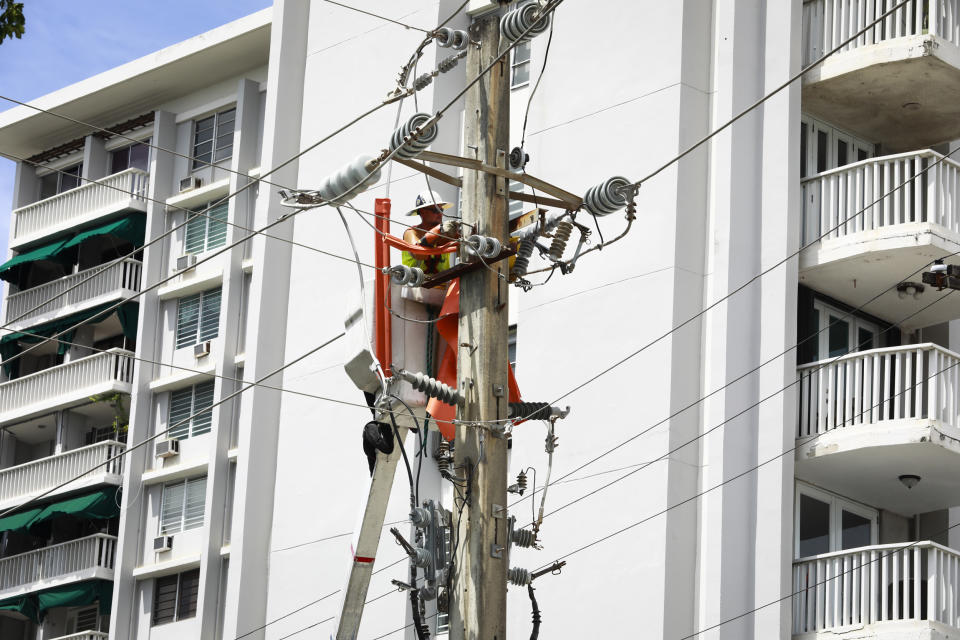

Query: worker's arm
left=404, top=225, right=445, bottom=247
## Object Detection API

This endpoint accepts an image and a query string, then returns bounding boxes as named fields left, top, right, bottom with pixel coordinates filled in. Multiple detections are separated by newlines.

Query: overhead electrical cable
left=319, top=0, right=431, bottom=32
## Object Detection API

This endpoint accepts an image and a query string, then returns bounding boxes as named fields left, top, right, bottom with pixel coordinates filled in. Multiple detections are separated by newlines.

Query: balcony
left=0, top=441, right=125, bottom=512
left=793, top=542, right=960, bottom=638
left=797, top=343, right=960, bottom=514
left=800, top=150, right=960, bottom=330
left=4, top=259, right=142, bottom=330
left=802, top=0, right=960, bottom=150
left=0, top=534, right=116, bottom=600
left=10, top=169, right=148, bottom=250
left=0, top=350, right=134, bottom=426
left=53, top=634, right=108, bottom=640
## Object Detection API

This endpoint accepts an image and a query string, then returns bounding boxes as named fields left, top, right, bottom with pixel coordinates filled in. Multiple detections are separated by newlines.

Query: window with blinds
left=192, top=107, right=236, bottom=169
left=152, top=569, right=200, bottom=626
left=160, top=476, right=207, bottom=535
left=168, top=381, right=215, bottom=440
left=184, top=201, right=228, bottom=254
left=175, top=288, right=221, bottom=349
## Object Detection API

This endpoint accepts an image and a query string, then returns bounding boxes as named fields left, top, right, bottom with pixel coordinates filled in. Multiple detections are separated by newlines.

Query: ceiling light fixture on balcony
left=899, top=474, right=921, bottom=489
left=902, top=102, right=922, bottom=111
left=897, top=281, right=925, bottom=300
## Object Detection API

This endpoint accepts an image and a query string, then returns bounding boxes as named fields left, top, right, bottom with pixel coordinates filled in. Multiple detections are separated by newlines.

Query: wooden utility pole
left=450, top=10, right=511, bottom=640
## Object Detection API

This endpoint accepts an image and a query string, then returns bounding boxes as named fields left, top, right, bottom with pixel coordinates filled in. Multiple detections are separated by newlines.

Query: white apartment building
left=0, top=1, right=959, bottom=639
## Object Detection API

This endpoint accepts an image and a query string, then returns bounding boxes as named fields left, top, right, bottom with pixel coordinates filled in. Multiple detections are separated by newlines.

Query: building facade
left=0, top=1, right=958, bottom=639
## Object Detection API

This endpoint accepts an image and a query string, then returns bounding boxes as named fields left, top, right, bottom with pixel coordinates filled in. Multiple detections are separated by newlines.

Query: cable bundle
left=390, top=113, right=439, bottom=160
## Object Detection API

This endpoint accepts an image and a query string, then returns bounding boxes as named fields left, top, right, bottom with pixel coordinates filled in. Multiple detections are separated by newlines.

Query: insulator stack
left=316, top=154, right=382, bottom=205
left=512, top=527, right=536, bottom=548
left=389, top=265, right=425, bottom=287
left=389, top=113, right=438, bottom=160
left=435, top=27, right=468, bottom=49
left=507, top=567, right=532, bottom=586
left=509, top=401, right=552, bottom=420
left=511, top=237, right=536, bottom=277
left=398, top=370, right=464, bottom=406
left=435, top=439, right=451, bottom=474
left=516, top=470, right=528, bottom=494
left=548, top=221, right=572, bottom=261
left=583, top=176, right=632, bottom=216
left=413, top=73, right=433, bottom=91
left=509, top=146, right=529, bottom=171
left=437, top=52, right=462, bottom=73
left=465, top=234, right=502, bottom=259
left=500, top=2, right=551, bottom=43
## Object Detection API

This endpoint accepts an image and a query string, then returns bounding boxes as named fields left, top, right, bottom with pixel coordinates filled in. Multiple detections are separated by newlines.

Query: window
left=795, top=483, right=877, bottom=558
left=152, top=569, right=200, bottom=625
left=38, top=163, right=83, bottom=199
left=109, top=140, right=150, bottom=174
left=812, top=300, right=878, bottom=360
left=66, top=605, right=100, bottom=634
left=184, top=201, right=228, bottom=254
left=511, top=40, right=530, bottom=88
left=175, top=288, right=222, bottom=349
left=160, top=476, right=206, bottom=535
left=192, top=107, right=236, bottom=169
left=799, top=116, right=874, bottom=179
left=168, top=382, right=215, bottom=440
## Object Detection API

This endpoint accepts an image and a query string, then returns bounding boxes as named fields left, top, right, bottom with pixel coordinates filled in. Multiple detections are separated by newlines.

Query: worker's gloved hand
left=440, top=219, right=461, bottom=238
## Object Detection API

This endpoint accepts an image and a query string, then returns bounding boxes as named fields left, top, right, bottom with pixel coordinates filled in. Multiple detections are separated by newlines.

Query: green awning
left=0, top=301, right=139, bottom=378
left=61, top=214, right=146, bottom=251
left=36, top=579, right=113, bottom=620
left=0, top=594, right=39, bottom=623
left=0, top=506, right=44, bottom=536
left=0, top=488, right=119, bottom=536
left=0, top=238, right=72, bottom=283
left=27, top=487, right=120, bottom=532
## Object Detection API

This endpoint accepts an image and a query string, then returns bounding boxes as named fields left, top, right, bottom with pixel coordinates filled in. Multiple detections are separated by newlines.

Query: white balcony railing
left=0, top=350, right=134, bottom=422
left=4, top=259, right=142, bottom=326
left=52, top=633, right=109, bottom=640
left=797, top=343, right=960, bottom=438
left=794, top=541, right=960, bottom=633
left=0, top=534, right=116, bottom=594
left=0, top=441, right=125, bottom=506
left=801, top=150, right=960, bottom=246
left=11, top=169, right=148, bottom=244
left=802, top=0, right=960, bottom=66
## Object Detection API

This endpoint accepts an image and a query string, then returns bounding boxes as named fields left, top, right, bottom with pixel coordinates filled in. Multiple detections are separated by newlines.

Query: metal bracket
left=492, top=504, right=507, bottom=519
left=492, top=383, right=505, bottom=397
left=496, top=149, right=507, bottom=196
left=491, top=543, right=504, bottom=559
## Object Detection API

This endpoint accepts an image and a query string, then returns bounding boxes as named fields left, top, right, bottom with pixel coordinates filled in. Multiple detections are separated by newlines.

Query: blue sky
left=0, top=0, right=271, bottom=267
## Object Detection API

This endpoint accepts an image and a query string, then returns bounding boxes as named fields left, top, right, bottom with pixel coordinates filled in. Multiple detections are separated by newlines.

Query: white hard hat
left=408, top=189, right=453, bottom=216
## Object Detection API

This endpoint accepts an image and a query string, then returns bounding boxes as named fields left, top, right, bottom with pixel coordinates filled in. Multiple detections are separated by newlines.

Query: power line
left=632, top=0, right=912, bottom=188
left=531, top=348, right=960, bottom=632
left=0, top=0, right=566, bottom=378
left=320, top=0, right=431, bottom=33
left=528, top=286, right=954, bottom=528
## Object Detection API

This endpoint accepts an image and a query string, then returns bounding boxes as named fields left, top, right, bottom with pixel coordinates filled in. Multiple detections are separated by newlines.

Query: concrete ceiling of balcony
left=799, top=224, right=960, bottom=331
left=803, top=35, right=960, bottom=152
left=796, top=421, right=960, bottom=516
left=0, top=9, right=271, bottom=160
left=3, top=396, right=119, bottom=445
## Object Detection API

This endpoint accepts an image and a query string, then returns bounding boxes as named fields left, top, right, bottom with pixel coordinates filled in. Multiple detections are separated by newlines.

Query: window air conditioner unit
left=194, top=341, right=211, bottom=358
left=175, top=254, right=197, bottom=272
left=155, top=439, right=180, bottom=459
left=153, top=535, right=173, bottom=553
left=179, top=177, right=202, bottom=193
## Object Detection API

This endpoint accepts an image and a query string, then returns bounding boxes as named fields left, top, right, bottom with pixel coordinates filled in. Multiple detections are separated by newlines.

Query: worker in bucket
left=401, top=189, right=459, bottom=275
